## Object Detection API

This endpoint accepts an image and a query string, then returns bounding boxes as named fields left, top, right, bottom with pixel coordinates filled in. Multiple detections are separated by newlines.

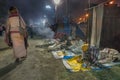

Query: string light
left=109, top=0, right=114, bottom=5
left=85, top=13, right=89, bottom=17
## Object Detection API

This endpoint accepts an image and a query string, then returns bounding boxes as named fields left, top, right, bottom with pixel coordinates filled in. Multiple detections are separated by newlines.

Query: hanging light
left=109, top=0, right=114, bottom=5
left=53, top=0, right=60, bottom=5
left=85, top=13, right=89, bottom=17
left=79, top=18, right=82, bottom=21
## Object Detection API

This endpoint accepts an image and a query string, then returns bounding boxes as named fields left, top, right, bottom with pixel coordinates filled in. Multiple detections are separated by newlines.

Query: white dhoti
left=11, top=33, right=27, bottom=58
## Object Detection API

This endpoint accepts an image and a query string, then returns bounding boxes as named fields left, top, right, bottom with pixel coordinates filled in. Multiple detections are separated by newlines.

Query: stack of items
left=54, top=32, right=66, bottom=39
left=48, top=37, right=120, bottom=72
left=98, top=48, right=120, bottom=64
left=51, top=41, right=90, bottom=72
left=62, top=55, right=91, bottom=72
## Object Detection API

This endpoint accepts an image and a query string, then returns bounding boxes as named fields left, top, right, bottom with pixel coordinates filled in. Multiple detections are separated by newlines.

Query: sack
left=19, top=26, right=27, bottom=37
left=19, top=16, right=28, bottom=37
left=5, top=33, right=12, bottom=47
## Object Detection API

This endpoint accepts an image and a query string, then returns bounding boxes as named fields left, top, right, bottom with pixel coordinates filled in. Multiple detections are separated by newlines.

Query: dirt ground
left=0, top=37, right=120, bottom=80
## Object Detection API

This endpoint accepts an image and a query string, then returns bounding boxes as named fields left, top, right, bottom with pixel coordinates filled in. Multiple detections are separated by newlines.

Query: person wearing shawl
left=6, top=6, right=28, bottom=63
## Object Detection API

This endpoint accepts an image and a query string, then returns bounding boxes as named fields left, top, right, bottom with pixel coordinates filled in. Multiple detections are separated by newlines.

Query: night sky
left=0, top=0, right=120, bottom=24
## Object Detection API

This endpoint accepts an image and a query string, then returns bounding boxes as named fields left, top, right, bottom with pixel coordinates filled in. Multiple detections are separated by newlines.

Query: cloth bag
left=19, top=16, right=28, bottom=48
left=19, top=16, right=27, bottom=37
left=19, top=26, right=26, bottom=37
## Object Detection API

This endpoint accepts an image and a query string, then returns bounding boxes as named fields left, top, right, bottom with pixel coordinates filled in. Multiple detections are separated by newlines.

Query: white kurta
left=6, top=16, right=27, bottom=58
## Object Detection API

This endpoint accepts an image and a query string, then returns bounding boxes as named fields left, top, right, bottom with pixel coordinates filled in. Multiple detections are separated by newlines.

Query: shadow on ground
left=0, top=62, right=21, bottom=78
left=0, top=47, right=10, bottom=51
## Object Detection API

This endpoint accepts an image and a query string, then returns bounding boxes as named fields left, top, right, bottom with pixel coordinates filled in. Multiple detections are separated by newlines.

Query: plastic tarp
left=62, top=56, right=91, bottom=72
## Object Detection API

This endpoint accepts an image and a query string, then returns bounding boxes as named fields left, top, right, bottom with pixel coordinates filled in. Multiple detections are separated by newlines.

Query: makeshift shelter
left=88, top=4, right=120, bottom=51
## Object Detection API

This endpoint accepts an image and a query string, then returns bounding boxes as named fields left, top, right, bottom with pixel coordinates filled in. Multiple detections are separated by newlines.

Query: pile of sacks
left=98, top=48, right=120, bottom=63
left=63, top=55, right=91, bottom=72
left=48, top=38, right=91, bottom=72
left=52, top=50, right=91, bottom=72
left=47, top=37, right=120, bottom=72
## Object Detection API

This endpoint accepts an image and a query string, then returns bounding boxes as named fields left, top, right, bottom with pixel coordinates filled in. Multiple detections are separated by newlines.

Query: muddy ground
left=0, top=37, right=120, bottom=80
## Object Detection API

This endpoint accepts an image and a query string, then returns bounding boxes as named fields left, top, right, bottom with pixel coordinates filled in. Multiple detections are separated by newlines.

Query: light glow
left=85, top=13, right=89, bottom=17
left=45, top=5, right=51, bottom=9
left=109, top=1, right=114, bottom=5
left=53, top=0, right=60, bottom=5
